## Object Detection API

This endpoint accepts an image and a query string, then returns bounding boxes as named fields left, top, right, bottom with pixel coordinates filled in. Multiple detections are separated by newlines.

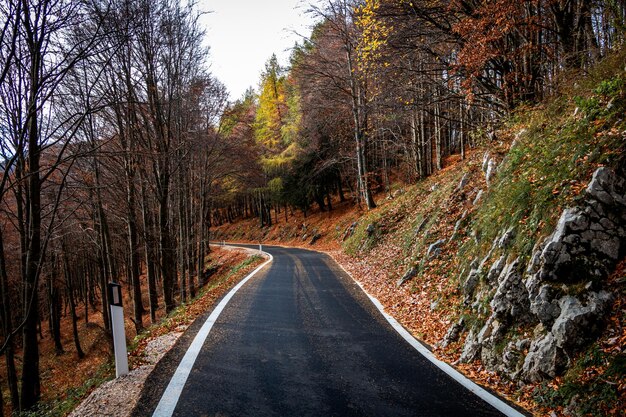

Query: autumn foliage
left=1, top=0, right=625, bottom=415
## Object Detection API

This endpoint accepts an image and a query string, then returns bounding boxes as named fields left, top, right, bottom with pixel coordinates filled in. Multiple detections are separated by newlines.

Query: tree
left=0, top=0, right=108, bottom=410
left=298, top=1, right=377, bottom=209
left=255, top=54, right=288, bottom=153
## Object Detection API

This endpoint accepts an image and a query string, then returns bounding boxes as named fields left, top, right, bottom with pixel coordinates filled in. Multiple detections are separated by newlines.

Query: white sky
left=199, top=0, right=319, bottom=101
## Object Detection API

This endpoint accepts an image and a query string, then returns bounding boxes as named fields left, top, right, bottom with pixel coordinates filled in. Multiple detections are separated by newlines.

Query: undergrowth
left=455, top=49, right=626, bottom=415
left=17, top=362, right=114, bottom=417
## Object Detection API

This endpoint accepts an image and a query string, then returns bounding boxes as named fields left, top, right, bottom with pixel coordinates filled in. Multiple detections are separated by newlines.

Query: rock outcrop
left=522, top=291, right=613, bottom=382
left=482, top=152, right=499, bottom=187
left=451, top=166, right=625, bottom=383
left=397, top=266, right=418, bottom=287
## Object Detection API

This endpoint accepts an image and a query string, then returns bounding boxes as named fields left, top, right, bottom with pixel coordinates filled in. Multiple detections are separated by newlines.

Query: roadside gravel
left=68, top=330, right=186, bottom=417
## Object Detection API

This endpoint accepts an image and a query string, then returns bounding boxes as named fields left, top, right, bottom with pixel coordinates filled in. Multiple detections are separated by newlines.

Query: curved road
left=136, top=245, right=518, bottom=417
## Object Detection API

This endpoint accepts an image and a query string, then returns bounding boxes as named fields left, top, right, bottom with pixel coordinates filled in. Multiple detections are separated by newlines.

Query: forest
left=0, top=0, right=625, bottom=414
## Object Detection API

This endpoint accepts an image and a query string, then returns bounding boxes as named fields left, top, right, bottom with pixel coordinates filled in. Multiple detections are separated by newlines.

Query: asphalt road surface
left=137, top=245, right=517, bottom=417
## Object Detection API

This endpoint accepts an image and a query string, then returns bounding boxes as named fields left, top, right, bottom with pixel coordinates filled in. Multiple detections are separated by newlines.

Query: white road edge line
left=335, top=262, right=526, bottom=417
left=152, top=249, right=273, bottom=417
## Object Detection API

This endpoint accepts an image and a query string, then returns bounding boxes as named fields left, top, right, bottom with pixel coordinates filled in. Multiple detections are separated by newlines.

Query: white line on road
left=152, top=250, right=273, bottom=417
left=336, top=262, right=527, bottom=417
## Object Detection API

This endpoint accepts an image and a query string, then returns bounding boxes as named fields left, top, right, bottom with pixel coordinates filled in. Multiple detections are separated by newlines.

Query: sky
left=199, top=0, right=319, bottom=100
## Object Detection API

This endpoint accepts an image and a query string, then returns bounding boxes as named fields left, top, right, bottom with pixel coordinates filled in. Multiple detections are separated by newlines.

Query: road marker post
left=108, top=282, right=129, bottom=377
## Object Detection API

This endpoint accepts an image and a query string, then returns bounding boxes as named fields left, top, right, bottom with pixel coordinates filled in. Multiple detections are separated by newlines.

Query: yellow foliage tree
left=254, top=54, right=287, bottom=154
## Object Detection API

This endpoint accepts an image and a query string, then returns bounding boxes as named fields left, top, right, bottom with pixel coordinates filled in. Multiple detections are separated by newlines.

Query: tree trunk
left=93, top=157, right=112, bottom=334
left=140, top=181, right=159, bottom=323
left=434, top=90, right=443, bottom=171
left=0, top=376, right=4, bottom=417
left=19, top=14, right=49, bottom=402
left=459, top=100, right=465, bottom=160
left=177, top=160, right=187, bottom=304
left=197, top=187, right=207, bottom=287
left=62, top=248, right=84, bottom=359
left=343, top=20, right=375, bottom=210
left=68, top=284, right=85, bottom=359
left=159, top=182, right=176, bottom=314
left=126, top=177, right=143, bottom=334
left=0, top=229, right=19, bottom=412
left=337, top=173, right=346, bottom=202
left=48, top=266, right=64, bottom=355
left=21, top=60, right=43, bottom=413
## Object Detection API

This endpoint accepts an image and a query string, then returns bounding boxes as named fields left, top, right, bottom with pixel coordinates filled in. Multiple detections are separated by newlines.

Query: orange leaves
left=451, top=0, right=545, bottom=102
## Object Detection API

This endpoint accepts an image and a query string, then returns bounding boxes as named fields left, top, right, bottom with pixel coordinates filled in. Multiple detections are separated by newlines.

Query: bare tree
left=0, top=0, right=108, bottom=410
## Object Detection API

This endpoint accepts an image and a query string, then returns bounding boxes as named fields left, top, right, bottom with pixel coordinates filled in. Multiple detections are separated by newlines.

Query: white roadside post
left=108, top=282, right=129, bottom=377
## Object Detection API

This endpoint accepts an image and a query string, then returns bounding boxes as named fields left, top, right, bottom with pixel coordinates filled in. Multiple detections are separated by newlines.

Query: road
left=135, top=245, right=521, bottom=417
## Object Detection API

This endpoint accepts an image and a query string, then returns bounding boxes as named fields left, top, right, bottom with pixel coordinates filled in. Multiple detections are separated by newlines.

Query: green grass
left=344, top=168, right=465, bottom=263
left=446, top=50, right=626, bottom=365
left=533, top=346, right=625, bottom=416
left=343, top=210, right=385, bottom=255
left=227, top=255, right=263, bottom=276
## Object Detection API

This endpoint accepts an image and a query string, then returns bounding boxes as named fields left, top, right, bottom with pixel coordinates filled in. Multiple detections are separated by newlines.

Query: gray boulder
left=522, top=333, right=566, bottom=382
left=526, top=167, right=626, bottom=326
left=532, top=198, right=624, bottom=285
left=482, top=152, right=491, bottom=172
left=552, top=292, right=613, bottom=351
left=460, top=329, right=481, bottom=363
left=498, top=227, right=516, bottom=249
left=586, top=167, right=626, bottom=207
left=477, top=318, right=506, bottom=368
left=501, top=341, right=524, bottom=379
left=427, top=239, right=446, bottom=260
left=449, top=218, right=463, bottom=242
left=469, top=167, right=625, bottom=384
left=396, top=266, right=418, bottom=287
left=519, top=167, right=626, bottom=383
left=486, top=159, right=498, bottom=187
left=526, top=239, right=547, bottom=274
left=441, top=318, right=465, bottom=348
left=342, top=222, right=358, bottom=241
left=463, top=268, right=481, bottom=301
left=522, top=291, right=614, bottom=382
left=516, top=338, right=531, bottom=351
left=529, top=284, right=562, bottom=327
left=309, top=233, right=322, bottom=245
left=486, top=255, right=507, bottom=285
left=413, top=217, right=429, bottom=237
left=490, top=259, right=530, bottom=322
left=456, top=173, right=470, bottom=193
left=473, top=189, right=484, bottom=206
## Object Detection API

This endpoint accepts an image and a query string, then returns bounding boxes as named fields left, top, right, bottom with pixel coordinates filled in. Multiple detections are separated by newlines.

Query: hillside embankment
left=212, top=52, right=626, bottom=416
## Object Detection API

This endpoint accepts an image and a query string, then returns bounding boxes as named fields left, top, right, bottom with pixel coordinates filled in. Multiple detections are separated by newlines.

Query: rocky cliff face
left=450, top=166, right=625, bottom=384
